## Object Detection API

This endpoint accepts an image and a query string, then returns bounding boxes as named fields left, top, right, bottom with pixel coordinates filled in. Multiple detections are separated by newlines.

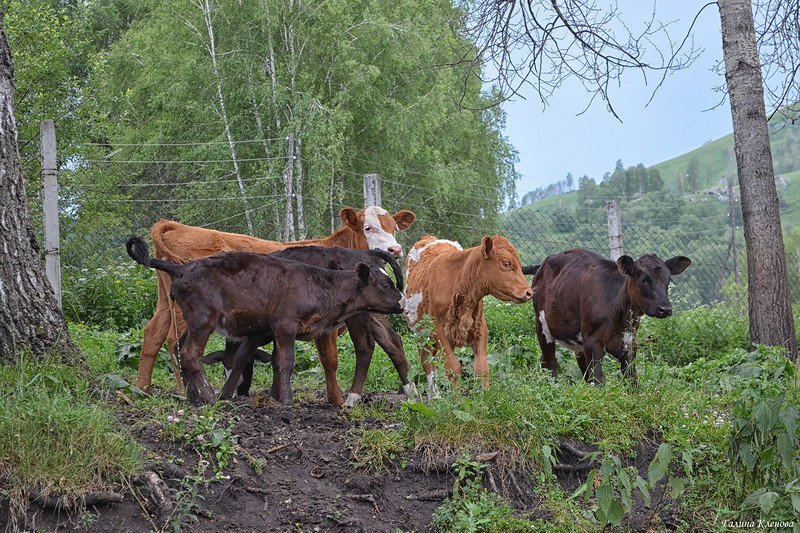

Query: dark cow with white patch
left=530, top=248, right=691, bottom=384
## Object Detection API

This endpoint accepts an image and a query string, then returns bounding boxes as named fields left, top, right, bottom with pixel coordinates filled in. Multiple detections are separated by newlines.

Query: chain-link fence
left=21, top=128, right=798, bottom=317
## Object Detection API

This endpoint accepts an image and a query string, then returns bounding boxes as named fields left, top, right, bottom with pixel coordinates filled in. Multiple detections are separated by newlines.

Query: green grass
left=41, top=296, right=800, bottom=531
left=0, top=356, right=143, bottom=526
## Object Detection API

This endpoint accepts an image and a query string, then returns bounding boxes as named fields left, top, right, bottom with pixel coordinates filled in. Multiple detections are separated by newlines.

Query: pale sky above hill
left=502, top=2, right=733, bottom=197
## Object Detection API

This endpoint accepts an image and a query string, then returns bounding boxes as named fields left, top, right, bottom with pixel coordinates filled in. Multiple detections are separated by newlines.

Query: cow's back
left=152, top=219, right=283, bottom=263
left=404, top=236, right=464, bottom=324
left=533, top=249, right=622, bottom=336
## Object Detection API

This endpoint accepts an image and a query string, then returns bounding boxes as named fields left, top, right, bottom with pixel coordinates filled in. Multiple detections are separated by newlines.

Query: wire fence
left=20, top=129, right=797, bottom=317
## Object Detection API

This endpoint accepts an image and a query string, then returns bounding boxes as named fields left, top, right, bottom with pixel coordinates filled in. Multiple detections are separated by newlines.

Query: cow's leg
left=315, top=332, right=344, bottom=408
left=180, top=326, right=216, bottom=405
left=138, top=305, right=170, bottom=393
left=576, top=351, right=590, bottom=381
left=219, top=337, right=262, bottom=400
left=419, top=333, right=441, bottom=400
left=371, top=315, right=416, bottom=398
left=584, top=340, right=605, bottom=385
left=612, top=345, right=638, bottom=388
left=271, top=326, right=297, bottom=405
left=433, top=322, right=461, bottom=388
left=165, top=303, right=188, bottom=393
left=344, top=316, right=375, bottom=408
left=535, top=311, right=558, bottom=377
left=471, top=318, right=491, bottom=388
left=137, top=271, right=175, bottom=392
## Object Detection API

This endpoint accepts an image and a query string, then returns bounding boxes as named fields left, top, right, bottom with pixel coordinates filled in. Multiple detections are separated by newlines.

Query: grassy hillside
left=521, top=118, right=800, bottom=228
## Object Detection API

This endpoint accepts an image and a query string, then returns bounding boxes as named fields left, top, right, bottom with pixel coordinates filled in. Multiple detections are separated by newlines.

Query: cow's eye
left=364, top=225, right=373, bottom=232
left=383, top=283, right=392, bottom=290
left=641, top=276, right=651, bottom=286
left=502, top=260, right=511, bottom=269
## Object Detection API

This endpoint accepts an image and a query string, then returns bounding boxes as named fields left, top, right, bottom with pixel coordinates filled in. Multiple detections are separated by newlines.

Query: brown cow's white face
left=340, top=207, right=416, bottom=258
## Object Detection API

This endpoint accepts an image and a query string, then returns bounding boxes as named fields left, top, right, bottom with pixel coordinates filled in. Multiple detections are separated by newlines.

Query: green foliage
left=162, top=407, right=238, bottom=475
left=727, top=348, right=800, bottom=522
left=431, top=455, right=537, bottom=532
left=637, top=305, right=749, bottom=367
left=578, top=444, right=692, bottom=527
left=351, top=428, right=409, bottom=472
left=62, top=263, right=157, bottom=330
left=0, top=358, right=143, bottom=526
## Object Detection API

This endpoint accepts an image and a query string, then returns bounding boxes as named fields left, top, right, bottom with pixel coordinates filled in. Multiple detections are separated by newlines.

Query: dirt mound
left=5, top=394, right=676, bottom=532
left=14, top=394, right=451, bottom=532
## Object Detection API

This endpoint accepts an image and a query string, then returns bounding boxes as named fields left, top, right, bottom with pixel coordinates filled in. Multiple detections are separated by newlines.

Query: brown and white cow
left=137, top=206, right=415, bottom=395
left=404, top=235, right=532, bottom=395
left=531, top=248, right=691, bottom=384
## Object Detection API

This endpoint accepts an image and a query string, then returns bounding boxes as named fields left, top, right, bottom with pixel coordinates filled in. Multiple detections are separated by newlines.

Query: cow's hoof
left=343, top=392, right=362, bottom=408
left=403, top=382, right=419, bottom=400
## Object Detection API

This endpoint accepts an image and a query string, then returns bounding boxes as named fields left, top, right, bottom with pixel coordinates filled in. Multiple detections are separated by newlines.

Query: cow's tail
left=522, top=264, right=540, bottom=276
left=126, top=236, right=184, bottom=278
left=367, top=249, right=404, bottom=292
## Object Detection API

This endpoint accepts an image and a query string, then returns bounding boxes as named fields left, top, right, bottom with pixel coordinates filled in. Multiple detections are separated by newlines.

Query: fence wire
left=19, top=137, right=798, bottom=315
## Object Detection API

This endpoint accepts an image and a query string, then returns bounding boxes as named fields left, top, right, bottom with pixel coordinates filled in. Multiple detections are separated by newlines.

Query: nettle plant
left=727, top=349, right=800, bottom=521
left=568, top=444, right=693, bottom=528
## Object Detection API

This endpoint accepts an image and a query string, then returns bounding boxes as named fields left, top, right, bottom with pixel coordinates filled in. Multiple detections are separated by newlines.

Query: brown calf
left=531, top=248, right=691, bottom=384
left=404, top=235, right=532, bottom=395
left=203, top=245, right=413, bottom=407
left=126, top=238, right=404, bottom=405
left=137, top=206, right=415, bottom=393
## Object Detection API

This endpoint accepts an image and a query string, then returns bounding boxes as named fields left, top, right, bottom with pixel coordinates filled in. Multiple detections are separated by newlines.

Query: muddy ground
left=8, top=391, right=676, bottom=532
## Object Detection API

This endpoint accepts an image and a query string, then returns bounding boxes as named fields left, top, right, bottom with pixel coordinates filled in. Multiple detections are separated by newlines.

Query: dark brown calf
left=203, top=246, right=414, bottom=406
left=530, top=249, right=691, bottom=384
left=126, top=238, right=403, bottom=405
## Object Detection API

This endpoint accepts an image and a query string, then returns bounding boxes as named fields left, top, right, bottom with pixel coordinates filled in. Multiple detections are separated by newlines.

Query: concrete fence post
left=607, top=199, right=624, bottom=261
left=40, top=119, right=61, bottom=308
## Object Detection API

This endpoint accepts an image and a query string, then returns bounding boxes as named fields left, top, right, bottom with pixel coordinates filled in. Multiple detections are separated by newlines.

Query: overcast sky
left=500, top=2, right=733, bottom=197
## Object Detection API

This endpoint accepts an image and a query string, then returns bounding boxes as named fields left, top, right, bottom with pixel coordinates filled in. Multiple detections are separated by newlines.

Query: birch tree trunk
left=196, top=0, right=253, bottom=234
left=283, top=132, right=295, bottom=240
left=294, top=131, right=305, bottom=239
left=247, top=67, right=278, bottom=238
left=0, top=11, right=77, bottom=362
left=718, top=0, right=798, bottom=360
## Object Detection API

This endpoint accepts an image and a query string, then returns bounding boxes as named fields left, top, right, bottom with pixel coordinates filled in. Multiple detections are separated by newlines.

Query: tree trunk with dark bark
left=718, top=0, right=798, bottom=360
left=0, top=11, right=78, bottom=362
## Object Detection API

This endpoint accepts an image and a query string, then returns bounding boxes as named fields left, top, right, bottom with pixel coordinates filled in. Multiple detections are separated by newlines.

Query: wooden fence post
left=40, top=119, right=61, bottom=308
left=607, top=199, right=624, bottom=261
left=363, top=174, right=381, bottom=207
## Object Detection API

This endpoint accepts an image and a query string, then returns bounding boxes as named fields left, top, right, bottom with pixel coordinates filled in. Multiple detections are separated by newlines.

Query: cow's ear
left=356, top=262, right=371, bottom=284
left=616, top=255, right=638, bottom=277
left=481, top=236, right=494, bottom=258
left=393, top=210, right=416, bottom=230
left=665, top=256, right=691, bottom=275
left=339, top=208, right=360, bottom=231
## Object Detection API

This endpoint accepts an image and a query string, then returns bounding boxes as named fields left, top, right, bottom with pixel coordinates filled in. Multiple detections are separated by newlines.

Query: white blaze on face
left=404, top=292, right=424, bottom=323
left=539, top=311, right=555, bottom=344
left=363, top=206, right=402, bottom=255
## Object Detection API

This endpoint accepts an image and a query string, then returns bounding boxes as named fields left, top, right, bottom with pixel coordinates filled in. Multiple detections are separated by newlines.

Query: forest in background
left=9, top=0, right=518, bottom=258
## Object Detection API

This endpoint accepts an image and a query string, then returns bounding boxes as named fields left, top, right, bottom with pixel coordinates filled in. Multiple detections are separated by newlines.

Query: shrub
left=62, top=263, right=157, bottom=330
left=637, top=305, right=748, bottom=366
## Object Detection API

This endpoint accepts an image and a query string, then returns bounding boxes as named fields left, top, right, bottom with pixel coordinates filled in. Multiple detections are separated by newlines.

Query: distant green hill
left=519, top=118, right=800, bottom=229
